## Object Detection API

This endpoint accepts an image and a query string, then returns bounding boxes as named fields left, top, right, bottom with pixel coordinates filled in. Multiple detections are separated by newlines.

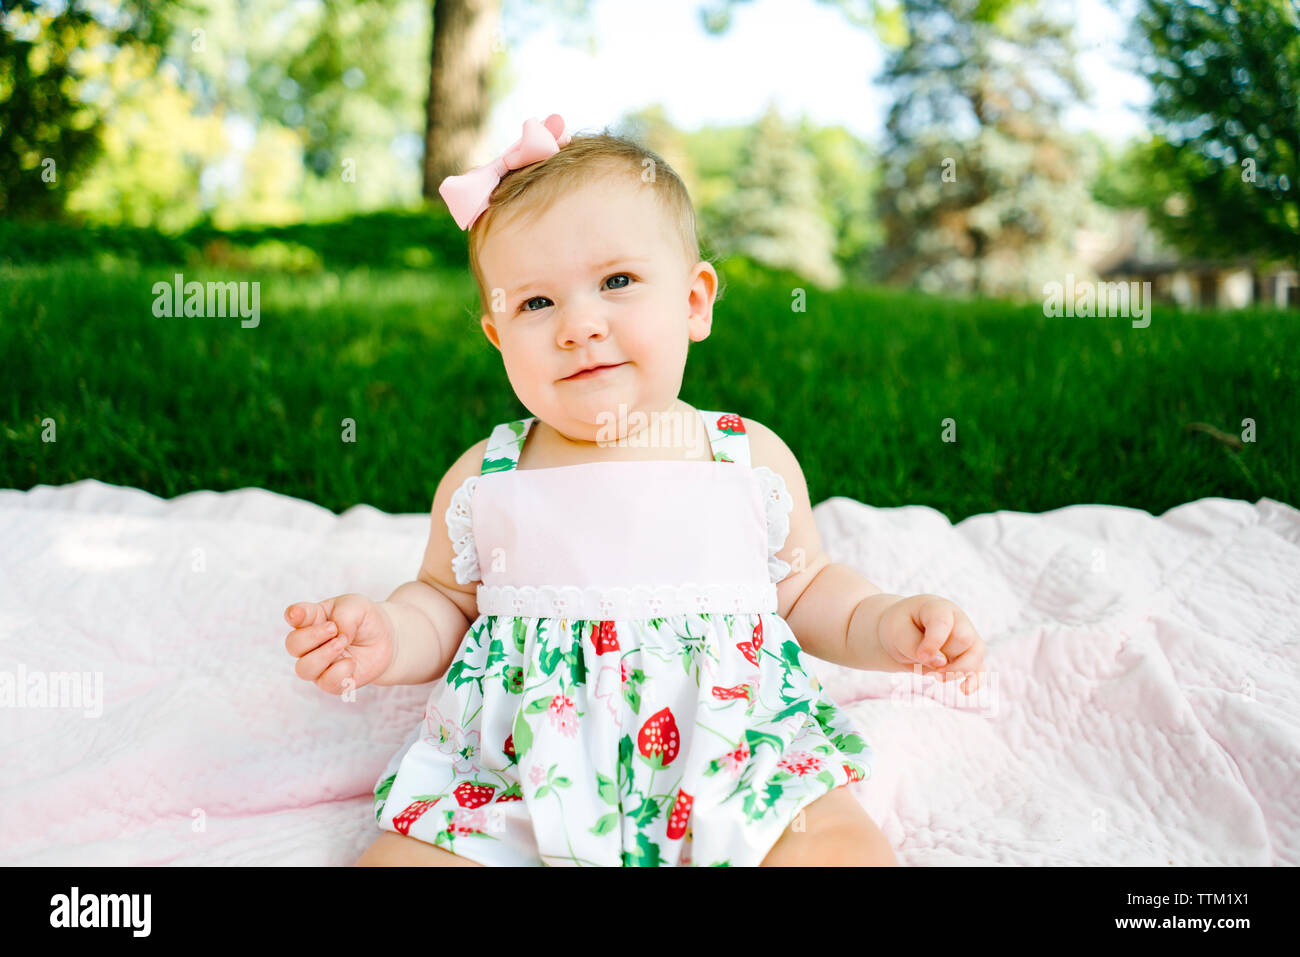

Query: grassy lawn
left=2, top=255, right=1295, bottom=523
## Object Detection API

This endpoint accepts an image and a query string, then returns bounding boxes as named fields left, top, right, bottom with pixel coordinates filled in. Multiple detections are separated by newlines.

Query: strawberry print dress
left=371, top=409, right=875, bottom=866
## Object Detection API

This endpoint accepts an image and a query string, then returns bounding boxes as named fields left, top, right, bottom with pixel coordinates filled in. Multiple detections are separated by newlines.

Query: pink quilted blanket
left=1, top=479, right=1296, bottom=865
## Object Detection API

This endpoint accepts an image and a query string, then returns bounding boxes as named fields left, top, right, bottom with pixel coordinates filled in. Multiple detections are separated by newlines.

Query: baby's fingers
left=285, top=600, right=332, bottom=629
left=934, top=645, right=985, bottom=694
left=285, top=615, right=339, bottom=658
left=293, top=629, right=350, bottom=682
left=316, top=654, right=357, bottom=696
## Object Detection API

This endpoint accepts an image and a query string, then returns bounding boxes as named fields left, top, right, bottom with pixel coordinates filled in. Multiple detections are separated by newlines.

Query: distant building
left=1077, top=208, right=1299, bottom=310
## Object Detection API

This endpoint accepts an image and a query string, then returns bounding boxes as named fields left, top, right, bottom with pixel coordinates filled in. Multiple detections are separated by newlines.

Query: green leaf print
left=629, top=798, right=661, bottom=828
left=780, top=640, right=802, bottom=670
left=590, top=812, right=619, bottom=836
left=373, top=773, right=396, bottom=821
left=617, top=734, right=634, bottom=792
left=512, top=617, right=527, bottom=653
left=596, top=771, right=618, bottom=806
left=744, top=728, right=785, bottom=756
left=446, top=659, right=476, bottom=690
left=772, top=699, right=811, bottom=723
left=622, top=830, right=663, bottom=867
left=817, top=770, right=836, bottom=791
left=485, top=633, right=507, bottom=671
left=565, top=645, right=587, bottom=689
left=742, top=781, right=784, bottom=823
left=834, top=732, right=867, bottom=755
left=512, top=709, right=533, bottom=761
left=622, top=669, right=644, bottom=715
left=540, top=645, right=564, bottom=677
left=525, top=697, right=551, bottom=714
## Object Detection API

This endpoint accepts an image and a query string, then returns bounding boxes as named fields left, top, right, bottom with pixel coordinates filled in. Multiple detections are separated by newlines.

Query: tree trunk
left=423, top=0, right=499, bottom=201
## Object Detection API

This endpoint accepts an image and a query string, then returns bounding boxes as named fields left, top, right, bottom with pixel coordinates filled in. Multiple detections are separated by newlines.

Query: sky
left=482, top=0, right=1153, bottom=160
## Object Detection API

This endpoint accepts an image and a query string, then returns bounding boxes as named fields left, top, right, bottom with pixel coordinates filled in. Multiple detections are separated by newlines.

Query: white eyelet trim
left=476, top=582, right=779, bottom=618
left=752, top=466, right=794, bottom=583
left=444, top=475, right=481, bottom=585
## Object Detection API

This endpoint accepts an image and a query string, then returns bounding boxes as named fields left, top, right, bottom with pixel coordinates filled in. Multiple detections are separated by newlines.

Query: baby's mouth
left=561, top=362, right=627, bottom=381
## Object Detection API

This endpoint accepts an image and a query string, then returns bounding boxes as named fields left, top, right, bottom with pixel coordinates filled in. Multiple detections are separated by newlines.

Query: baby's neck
left=520, top=401, right=714, bottom=469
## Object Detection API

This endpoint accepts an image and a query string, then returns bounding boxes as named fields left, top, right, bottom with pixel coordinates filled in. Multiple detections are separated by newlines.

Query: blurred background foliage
left=2, top=0, right=1295, bottom=295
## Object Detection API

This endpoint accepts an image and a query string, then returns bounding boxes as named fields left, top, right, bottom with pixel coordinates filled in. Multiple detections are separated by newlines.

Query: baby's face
left=478, top=174, right=716, bottom=442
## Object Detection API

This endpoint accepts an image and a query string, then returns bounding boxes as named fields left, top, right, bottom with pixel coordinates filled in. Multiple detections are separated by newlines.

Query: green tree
left=157, top=0, right=432, bottom=223
left=0, top=0, right=183, bottom=219
left=1129, top=0, right=1299, bottom=270
left=704, top=103, right=843, bottom=288
left=872, top=0, right=1095, bottom=298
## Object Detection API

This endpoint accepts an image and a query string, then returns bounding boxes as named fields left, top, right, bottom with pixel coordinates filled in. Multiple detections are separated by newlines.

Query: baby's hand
left=283, top=594, right=395, bottom=695
left=877, top=594, right=986, bottom=694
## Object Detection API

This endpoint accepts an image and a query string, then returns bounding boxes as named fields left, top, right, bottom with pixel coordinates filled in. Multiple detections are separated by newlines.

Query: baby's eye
left=518, top=274, right=634, bottom=313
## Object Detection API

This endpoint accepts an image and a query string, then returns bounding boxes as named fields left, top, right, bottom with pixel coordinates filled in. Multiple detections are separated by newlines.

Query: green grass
left=2, top=255, right=1296, bottom=522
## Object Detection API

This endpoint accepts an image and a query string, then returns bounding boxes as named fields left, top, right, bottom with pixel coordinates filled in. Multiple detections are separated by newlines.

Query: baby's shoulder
left=437, top=436, right=491, bottom=495
left=733, top=415, right=801, bottom=479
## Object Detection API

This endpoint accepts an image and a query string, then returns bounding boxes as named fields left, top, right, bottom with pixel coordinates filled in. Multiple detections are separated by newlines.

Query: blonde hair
left=466, top=129, right=708, bottom=318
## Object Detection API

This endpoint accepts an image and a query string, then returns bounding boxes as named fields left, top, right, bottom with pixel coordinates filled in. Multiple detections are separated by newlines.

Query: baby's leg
left=760, top=785, right=898, bottom=867
left=355, top=831, right=485, bottom=867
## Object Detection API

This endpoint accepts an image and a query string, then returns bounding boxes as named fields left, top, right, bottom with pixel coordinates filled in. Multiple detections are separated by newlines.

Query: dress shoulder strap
left=480, top=416, right=537, bottom=474
left=480, top=411, right=750, bottom=471
left=698, top=409, right=752, bottom=468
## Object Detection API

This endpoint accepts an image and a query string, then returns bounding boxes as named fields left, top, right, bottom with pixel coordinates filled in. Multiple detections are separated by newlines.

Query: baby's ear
left=480, top=313, right=502, bottom=350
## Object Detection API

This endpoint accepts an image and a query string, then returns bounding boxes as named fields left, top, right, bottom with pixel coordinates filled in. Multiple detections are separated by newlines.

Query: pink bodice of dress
left=445, top=412, right=795, bottom=620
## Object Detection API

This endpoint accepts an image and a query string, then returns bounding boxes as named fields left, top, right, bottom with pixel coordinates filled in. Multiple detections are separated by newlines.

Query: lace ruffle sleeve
left=444, top=475, right=481, bottom=585
left=752, top=466, right=794, bottom=584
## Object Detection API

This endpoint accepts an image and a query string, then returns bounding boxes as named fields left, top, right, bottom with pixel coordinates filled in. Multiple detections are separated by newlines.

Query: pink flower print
left=721, top=742, right=750, bottom=778
left=620, top=661, right=628, bottom=685
left=777, top=750, right=824, bottom=777
left=593, top=665, right=621, bottom=721
left=547, top=694, right=579, bottom=737
left=424, top=702, right=455, bottom=744
left=528, top=764, right=548, bottom=787
left=424, top=703, right=481, bottom=773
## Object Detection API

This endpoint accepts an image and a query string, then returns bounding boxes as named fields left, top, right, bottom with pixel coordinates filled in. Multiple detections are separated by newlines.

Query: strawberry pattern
left=371, top=411, right=875, bottom=866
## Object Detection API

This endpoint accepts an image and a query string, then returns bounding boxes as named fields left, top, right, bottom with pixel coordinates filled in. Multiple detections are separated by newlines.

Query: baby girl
left=283, top=114, right=986, bottom=867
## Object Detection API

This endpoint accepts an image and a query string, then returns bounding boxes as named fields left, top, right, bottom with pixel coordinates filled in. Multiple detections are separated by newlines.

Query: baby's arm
left=747, top=419, right=911, bottom=674
left=373, top=441, right=486, bottom=685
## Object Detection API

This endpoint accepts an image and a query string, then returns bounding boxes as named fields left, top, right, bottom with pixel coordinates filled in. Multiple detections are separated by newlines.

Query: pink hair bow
left=438, top=114, right=574, bottom=230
